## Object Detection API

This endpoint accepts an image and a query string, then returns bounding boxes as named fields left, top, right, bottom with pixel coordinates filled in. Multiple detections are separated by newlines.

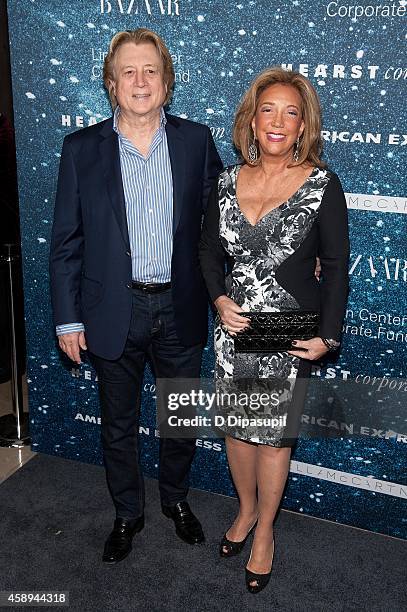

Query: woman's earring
left=248, top=137, right=258, bottom=163
left=293, top=137, right=300, bottom=162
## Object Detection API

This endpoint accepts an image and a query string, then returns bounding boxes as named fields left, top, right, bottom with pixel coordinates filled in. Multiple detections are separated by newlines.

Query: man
left=49, top=28, right=222, bottom=563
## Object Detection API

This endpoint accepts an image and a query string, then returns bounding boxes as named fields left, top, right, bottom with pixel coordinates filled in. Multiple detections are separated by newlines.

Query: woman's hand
left=287, top=337, right=328, bottom=360
left=214, top=295, right=250, bottom=335
left=314, top=256, right=321, bottom=280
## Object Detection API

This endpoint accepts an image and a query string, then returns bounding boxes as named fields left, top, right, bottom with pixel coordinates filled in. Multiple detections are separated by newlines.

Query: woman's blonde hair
left=103, top=28, right=175, bottom=109
left=233, top=67, right=325, bottom=167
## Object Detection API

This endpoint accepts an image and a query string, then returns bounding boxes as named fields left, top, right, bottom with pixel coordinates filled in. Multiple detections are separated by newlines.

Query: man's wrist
left=56, top=323, right=85, bottom=336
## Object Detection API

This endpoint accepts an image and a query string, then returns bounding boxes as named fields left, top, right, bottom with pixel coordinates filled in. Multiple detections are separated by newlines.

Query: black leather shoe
left=102, top=516, right=144, bottom=564
left=162, top=501, right=205, bottom=545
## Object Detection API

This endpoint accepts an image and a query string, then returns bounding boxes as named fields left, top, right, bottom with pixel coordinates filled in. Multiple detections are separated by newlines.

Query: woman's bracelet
left=320, top=337, right=341, bottom=351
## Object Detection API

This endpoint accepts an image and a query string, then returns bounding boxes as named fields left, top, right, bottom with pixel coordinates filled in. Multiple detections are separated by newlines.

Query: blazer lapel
left=165, top=114, right=185, bottom=235
left=99, top=119, right=130, bottom=250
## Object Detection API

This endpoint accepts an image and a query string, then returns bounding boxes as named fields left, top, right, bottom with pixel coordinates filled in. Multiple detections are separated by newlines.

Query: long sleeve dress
left=199, top=164, right=350, bottom=447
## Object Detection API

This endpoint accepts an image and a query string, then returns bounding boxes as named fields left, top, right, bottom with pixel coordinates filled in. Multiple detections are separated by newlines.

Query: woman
left=199, top=67, right=349, bottom=593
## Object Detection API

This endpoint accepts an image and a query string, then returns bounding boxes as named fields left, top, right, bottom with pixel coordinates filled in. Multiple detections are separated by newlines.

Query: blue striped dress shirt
left=56, top=106, right=173, bottom=336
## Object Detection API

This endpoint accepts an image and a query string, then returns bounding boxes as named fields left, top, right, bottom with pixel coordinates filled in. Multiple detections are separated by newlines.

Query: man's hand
left=287, top=337, right=328, bottom=361
left=58, top=331, right=87, bottom=364
left=214, top=295, right=250, bottom=336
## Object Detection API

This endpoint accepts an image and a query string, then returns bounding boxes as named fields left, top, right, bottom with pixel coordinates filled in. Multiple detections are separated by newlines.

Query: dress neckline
left=232, top=164, right=319, bottom=228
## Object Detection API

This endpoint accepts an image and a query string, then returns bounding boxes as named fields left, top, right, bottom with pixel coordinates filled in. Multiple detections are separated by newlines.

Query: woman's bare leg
left=246, top=445, right=291, bottom=580
left=223, top=436, right=259, bottom=546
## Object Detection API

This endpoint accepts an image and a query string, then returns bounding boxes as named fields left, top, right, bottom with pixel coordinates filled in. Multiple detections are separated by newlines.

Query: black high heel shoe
left=245, top=536, right=275, bottom=594
left=219, top=520, right=257, bottom=558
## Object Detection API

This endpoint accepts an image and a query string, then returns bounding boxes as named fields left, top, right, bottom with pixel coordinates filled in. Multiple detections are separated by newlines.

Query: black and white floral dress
left=199, top=164, right=349, bottom=447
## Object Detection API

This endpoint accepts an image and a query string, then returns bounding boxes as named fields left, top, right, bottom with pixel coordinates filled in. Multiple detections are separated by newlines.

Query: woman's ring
left=222, top=324, right=229, bottom=332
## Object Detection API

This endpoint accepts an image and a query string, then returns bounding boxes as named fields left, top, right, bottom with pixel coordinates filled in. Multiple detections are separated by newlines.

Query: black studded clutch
left=234, top=311, right=320, bottom=353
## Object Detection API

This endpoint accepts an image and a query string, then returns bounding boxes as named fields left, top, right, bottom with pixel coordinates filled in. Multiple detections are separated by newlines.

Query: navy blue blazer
left=49, top=113, right=223, bottom=359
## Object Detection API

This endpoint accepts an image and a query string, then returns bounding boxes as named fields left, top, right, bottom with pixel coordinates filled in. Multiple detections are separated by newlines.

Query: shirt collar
left=113, top=106, right=167, bottom=136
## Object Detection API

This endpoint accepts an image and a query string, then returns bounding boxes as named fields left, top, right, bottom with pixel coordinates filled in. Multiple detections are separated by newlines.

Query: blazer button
left=126, top=250, right=131, bottom=257
left=126, top=282, right=131, bottom=289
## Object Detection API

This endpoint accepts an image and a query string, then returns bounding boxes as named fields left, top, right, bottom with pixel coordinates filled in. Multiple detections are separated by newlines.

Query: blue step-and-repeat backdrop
left=7, top=1, right=406, bottom=538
